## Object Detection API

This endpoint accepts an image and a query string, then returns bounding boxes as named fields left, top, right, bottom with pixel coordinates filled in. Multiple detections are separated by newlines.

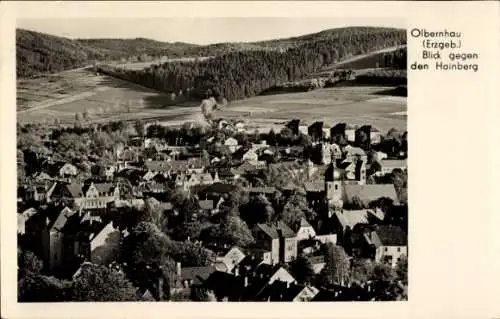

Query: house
left=215, top=246, right=247, bottom=273
left=173, top=264, right=218, bottom=293
left=50, top=183, right=84, bottom=207
left=332, top=209, right=385, bottom=234
left=370, top=127, right=382, bottom=145
left=224, top=137, right=240, bottom=153
left=81, top=182, right=120, bottom=210
left=198, top=199, right=215, bottom=215
left=294, top=218, right=316, bottom=242
left=33, top=171, right=53, bottom=183
left=87, top=221, right=121, bottom=265
left=47, top=207, right=79, bottom=272
left=144, top=160, right=172, bottom=176
left=308, top=256, right=326, bottom=274
left=345, top=124, right=356, bottom=142
left=55, top=162, right=79, bottom=179
left=379, top=159, right=407, bottom=175
left=366, top=225, right=407, bottom=267
left=242, top=149, right=259, bottom=162
left=253, top=222, right=297, bottom=264
left=342, top=184, right=399, bottom=207
left=23, top=182, right=57, bottom=203
left=17, top=208, right=40, bottom=235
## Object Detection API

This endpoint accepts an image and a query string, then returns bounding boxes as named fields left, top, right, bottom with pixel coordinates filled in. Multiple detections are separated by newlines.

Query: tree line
left=96, top=29, right=406, bottom=101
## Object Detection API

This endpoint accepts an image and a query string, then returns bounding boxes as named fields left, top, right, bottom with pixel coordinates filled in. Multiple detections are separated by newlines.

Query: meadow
left=17, top=69, right=406, bottom=133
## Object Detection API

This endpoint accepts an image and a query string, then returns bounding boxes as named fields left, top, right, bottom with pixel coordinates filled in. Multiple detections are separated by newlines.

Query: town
left=17, top=112, right=408, bottom=302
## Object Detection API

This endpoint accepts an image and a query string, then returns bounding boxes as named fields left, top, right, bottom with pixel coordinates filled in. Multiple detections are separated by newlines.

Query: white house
left=295, top=218, right=316, bottom=242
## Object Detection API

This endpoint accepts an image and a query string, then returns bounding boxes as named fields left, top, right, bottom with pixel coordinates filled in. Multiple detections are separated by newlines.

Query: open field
left=17, top=69, right=198, bottom=125
left=306, top=45, right=407, bottom=80
left=217, top=86, right=407, bottom=133
left=17, top=69, right=406, bottom=133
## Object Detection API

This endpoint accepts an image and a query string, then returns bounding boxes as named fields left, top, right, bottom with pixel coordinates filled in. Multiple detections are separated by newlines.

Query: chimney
left=176, top=262, right=181, bottom=277
left=244, top=276, right=249, bottom=287
left=234, top=266, right=239, bottom=277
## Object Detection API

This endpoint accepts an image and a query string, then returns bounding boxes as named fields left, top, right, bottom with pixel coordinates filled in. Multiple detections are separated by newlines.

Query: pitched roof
left=94, top=183, right=114, bottom=194
left=299, top=217, right=312, bottom=229
left=373, top=225, right=407, bottom=246
left=180, top=266, right=217, bottom=286
left=335, top=210, right=372, bottom=229
left=66, top=183, right=84, bottom=198
left=202, top=182, right=238, bottom=195
left=256, top=221, right=296, bottom=239
left=343, top=184, right=398, bottom=204
left=50, top=207, right=77, bottom=232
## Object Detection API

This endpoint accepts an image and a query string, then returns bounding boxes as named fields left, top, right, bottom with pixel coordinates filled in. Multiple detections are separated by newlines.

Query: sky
left=17, top=17, right=406, bottom=45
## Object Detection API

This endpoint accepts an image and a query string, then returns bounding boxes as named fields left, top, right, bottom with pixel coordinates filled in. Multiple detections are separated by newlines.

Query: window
left=397, top=247, right=401, bottom=252
left=385, top=247, right=388, bottom=252
left=335, top=184, right=338, bottom=190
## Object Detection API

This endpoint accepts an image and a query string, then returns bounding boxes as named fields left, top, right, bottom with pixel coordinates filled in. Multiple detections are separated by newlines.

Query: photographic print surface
left=16, top=17, right=408, bottom=302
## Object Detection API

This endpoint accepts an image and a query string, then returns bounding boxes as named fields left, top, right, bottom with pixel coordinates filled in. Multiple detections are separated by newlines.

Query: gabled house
left=50, top=183, right=84, bottom=207
left=47, top=207, right=79, bottom=272
left=57, top=162, right=79, bottom=179
left=242, top=149, right=259, bottom=162
left=294, top=218, right=316, bottom=242
left=215, top=246, right=247, bottom=273
left=85, top=221, right=121, bottom=266
left=81, top=182, right=120, bottom=210
left=368, top=225, right=407, bottom=267
left=253, top=222, right=297, bottom=264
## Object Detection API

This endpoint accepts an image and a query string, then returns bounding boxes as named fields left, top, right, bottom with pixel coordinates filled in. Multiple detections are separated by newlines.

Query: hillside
left=17, top=26, right=405, bottom=78
left=96, top=27, right=407, bottom=101
left=16, top=29, right=111, bottom=77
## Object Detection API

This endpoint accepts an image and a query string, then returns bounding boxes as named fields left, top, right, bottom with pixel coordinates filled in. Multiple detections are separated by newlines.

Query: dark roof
left=343, top=184, right=398, bottom=204
left=373, top=225, right=407, bottom=246
left=255, top=221, right=296, bottom=239
left=202, top=182, right=238, bottom=195
left=246, top=187, right=277, bottom=194
left=180, top=266, right=216, bottom=286
left=201, top=271, right=245, bottom=300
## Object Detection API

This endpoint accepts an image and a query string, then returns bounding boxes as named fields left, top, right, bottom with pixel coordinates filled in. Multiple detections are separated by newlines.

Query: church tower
left=325, top=153, right=343, bottom=208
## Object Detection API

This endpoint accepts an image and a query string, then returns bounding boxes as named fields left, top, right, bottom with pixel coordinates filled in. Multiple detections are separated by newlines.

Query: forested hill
left=17, top=29, right=109, bottom=77
left=96, top=27, right=407, bottom=101
left=17, top=27, right=405, bottom=78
